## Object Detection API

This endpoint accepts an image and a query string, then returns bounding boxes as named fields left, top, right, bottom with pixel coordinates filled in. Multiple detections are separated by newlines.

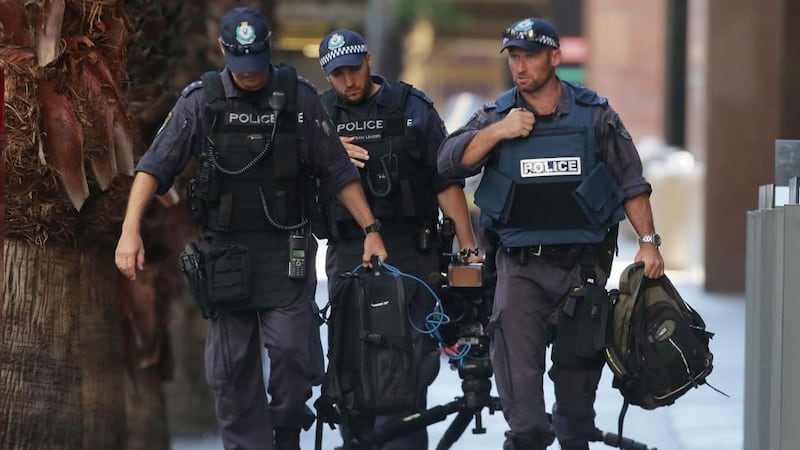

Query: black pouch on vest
left=272, top=134, right=299, bottom=180
left=572, top=163, right=625, bottom=228
left=203, top=242, right=254, bottom=307
left=474, top=167, right=514, bottom=224
left=552, top=283, right=610, bottom=368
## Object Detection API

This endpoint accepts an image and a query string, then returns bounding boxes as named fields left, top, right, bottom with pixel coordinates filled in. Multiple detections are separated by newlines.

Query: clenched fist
left=499, top=107, right=536, bottom=139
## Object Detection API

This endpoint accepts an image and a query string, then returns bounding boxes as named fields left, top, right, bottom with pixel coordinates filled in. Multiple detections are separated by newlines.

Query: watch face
left=640, top=234, right=662, bottom=246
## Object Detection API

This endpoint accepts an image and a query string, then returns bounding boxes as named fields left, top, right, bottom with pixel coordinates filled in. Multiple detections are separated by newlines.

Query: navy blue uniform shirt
left=437, top=79, right=651, bottom=200
left=326, top=75, right=463, bottom=193
left=136, top=66, right=359, bottom=196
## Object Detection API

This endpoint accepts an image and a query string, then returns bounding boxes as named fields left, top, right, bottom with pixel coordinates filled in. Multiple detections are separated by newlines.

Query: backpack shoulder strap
left=618, top=261, right=644, bottom=297
left=616, top=261, right=645, bottom=352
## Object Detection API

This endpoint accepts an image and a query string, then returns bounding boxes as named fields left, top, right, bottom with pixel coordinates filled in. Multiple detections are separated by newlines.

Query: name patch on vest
left=520, top=157, right=582, bottom=177
left=227, top=112, right=277, bottom=125
left=337, top=120, right=384, bottom=143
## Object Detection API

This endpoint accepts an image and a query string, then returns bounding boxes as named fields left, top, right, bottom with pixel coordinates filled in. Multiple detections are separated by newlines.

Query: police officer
left=317, top=30, right=479, bottom=449
left=114, top=8, right=387, bottom=450
left=438, top=18, right=665, bottom=450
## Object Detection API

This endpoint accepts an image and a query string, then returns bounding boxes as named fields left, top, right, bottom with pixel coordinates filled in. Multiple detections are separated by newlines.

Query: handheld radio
left=288, top=234, right=307, bottom=279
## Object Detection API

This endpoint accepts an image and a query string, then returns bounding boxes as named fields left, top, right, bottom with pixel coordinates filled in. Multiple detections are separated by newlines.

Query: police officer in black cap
left=317, top=30, right=479, bottom=449
left=438, top=17, right=665, bottom=450
left=115, top=8, right=387, bottom=450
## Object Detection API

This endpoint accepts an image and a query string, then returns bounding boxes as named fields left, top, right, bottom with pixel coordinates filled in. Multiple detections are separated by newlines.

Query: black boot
left=504, top=430, right=553, bottom=450
left=274, top=427, right=301, bottom=450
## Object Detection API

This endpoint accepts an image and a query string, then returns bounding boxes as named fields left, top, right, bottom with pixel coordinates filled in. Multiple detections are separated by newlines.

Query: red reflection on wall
left=1, top=67, right=5, bottom=252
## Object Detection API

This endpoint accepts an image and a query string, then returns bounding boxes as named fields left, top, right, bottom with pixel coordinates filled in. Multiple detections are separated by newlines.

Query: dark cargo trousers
left=204, top=255, right=325, bottom=450
left=490, top=250, right=605, bottom=449
left=326, top=236, right=441, bottom=450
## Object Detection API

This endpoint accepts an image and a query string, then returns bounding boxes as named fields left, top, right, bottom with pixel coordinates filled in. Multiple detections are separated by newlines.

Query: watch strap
left=363, top=220, right=382, bottom=235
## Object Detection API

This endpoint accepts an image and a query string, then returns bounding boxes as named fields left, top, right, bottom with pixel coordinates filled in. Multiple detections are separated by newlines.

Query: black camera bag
left=323, top=264, right=416, bottom=432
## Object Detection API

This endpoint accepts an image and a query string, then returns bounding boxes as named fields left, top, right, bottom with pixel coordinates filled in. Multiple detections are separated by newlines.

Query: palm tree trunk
left=1, top=240, right=125, bottom=449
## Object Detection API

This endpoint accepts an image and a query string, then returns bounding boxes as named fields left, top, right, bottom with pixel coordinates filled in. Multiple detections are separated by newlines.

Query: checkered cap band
left=534, top=35, right=559, bottom=48
left=319, top=44, right=369, bottom=68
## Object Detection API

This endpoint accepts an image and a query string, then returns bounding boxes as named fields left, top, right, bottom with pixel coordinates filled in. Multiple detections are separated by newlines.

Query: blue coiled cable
left=350, top=262, right=473, bottom=363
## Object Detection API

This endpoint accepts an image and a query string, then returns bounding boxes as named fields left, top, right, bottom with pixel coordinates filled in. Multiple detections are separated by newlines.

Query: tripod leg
left=435, top=411, right=474, bottom=450
left=592, top=428, right=656, bottom=450
left=356, top=401, right=463, bottom=448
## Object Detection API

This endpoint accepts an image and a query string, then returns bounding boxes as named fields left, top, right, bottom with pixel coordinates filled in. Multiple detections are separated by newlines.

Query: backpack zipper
left=652, top=337, right=704, bottom=401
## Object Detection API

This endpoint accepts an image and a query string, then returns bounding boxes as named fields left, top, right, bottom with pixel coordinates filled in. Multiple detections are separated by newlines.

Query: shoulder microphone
left=269, top=91, right=286, bottom=112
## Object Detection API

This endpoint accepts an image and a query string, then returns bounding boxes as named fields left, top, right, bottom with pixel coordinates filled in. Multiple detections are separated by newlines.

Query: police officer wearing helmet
left=115, top=8, right=387, bottom=450
left=318, top=30, right=479, bottom=449
left=438, top=18, right=665, bottom=450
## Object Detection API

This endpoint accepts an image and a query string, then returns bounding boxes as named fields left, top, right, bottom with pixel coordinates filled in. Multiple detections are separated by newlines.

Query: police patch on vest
left=337, top=119, right=384, bottom=143
left=520, top=157, right=582, bottom=177
left=227, top=112, right=277, bottom=125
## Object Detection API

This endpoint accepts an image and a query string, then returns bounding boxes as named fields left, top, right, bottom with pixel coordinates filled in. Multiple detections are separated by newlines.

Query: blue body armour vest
left=474, top=83, right=625, bottom=247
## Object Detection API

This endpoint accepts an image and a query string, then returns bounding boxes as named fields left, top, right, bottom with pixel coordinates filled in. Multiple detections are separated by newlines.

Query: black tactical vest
left=192, top=66, right=308, bottom=310
left=197, top=67, right=302, bottom=233
left=320, top=83, right=438, bottom=240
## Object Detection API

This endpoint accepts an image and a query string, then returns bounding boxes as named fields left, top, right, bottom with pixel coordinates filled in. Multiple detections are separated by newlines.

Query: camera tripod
left=347, top=325, right=658, bottom=450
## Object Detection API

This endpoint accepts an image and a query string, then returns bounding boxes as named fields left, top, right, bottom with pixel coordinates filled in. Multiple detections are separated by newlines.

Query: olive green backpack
left=605, top=262, right=717, bottom=437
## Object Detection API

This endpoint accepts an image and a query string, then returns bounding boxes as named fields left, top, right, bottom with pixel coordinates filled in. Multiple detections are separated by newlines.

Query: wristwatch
left=363, top=219, right=382, bottom=235
left=638, top=233, right=662, bottom=247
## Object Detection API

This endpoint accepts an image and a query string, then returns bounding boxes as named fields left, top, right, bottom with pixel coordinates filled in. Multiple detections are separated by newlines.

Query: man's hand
left=460, top=108, right=536, bottom=167
left=362, top=232, right=388, bottom=268
left=115, top=172, right=158, bottom=281
left=498, top=107, right=536, bottom=139
left=340, top=136, right=370, bottom=168
left=634, top=244, right=665, bottom=279
left=115, top=231, right=145, bottom=281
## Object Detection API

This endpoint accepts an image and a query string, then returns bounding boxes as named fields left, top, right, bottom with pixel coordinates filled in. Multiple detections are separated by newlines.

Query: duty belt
left=504, top=244, right=570, bottom=258
left=503, top=244, right=586, bottom=268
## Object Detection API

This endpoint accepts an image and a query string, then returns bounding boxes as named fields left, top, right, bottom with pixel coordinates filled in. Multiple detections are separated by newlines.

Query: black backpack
left=316, top=264, right=416, bottom=447
left=604, top=262, right=716, bottom=436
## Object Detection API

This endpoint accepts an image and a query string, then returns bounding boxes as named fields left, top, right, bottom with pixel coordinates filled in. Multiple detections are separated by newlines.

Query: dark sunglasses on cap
left=502, top=27, right=558, bottom=48
left=503, top=27, right=537, bottom=40
left=220, top=32, right=271, bottom=56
